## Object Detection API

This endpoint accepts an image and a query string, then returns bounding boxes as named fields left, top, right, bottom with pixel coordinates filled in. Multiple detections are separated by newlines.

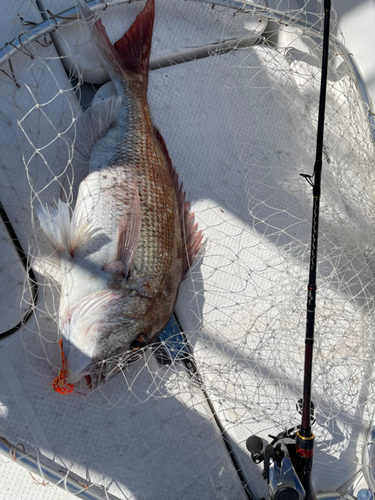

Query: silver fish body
left=62, top=88, right=182, bottom=375
left=37, top=0, right=202, bottom=390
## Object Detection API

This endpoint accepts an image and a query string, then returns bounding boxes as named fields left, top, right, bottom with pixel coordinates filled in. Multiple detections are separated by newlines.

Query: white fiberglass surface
left=1, top=1, right=375, bottom=499
left=0, top=2, right=250, bottom=499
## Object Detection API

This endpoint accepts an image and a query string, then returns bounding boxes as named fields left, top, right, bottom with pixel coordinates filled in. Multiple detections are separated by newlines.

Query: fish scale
left=86, top=80, right=178, bottom=287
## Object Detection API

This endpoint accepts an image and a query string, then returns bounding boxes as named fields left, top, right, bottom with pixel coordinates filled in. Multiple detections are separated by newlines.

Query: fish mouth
left=61, top=325, right=149, bottom=390
left=66, top=349, right=145, bottom=390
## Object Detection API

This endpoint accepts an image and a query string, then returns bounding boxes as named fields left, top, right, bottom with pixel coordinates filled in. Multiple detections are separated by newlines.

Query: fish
left=36, top=0, right=203, bottom=392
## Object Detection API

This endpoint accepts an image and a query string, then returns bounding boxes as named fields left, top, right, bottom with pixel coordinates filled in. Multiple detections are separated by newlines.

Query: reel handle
left=246, top=435, right=264, bottom=464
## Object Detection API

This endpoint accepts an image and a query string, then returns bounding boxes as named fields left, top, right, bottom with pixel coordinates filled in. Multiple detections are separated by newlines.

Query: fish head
left=59, top=290, right=155, bottom=387
left=60, top=290, right=127, bottom=384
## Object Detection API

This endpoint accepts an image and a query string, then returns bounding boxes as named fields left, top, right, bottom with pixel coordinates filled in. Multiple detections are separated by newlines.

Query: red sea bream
left=37, top=0, right=202, bottom=392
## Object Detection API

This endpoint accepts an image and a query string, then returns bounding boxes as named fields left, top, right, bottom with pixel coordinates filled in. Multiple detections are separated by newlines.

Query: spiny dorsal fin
left=154, top=127, right=203, bottom=280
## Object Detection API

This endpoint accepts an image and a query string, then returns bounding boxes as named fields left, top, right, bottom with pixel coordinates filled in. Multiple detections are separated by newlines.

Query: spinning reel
left=246, top=401, right=316, bottom=500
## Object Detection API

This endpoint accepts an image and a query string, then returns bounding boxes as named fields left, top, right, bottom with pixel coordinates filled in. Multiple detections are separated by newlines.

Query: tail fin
left=78, top=0, right=155, bottom=89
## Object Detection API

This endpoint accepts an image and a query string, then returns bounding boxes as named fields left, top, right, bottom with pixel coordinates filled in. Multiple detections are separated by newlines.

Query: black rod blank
left=300, top=0, right=331, bottom=440
left=295, top=1, right=331, bottom=497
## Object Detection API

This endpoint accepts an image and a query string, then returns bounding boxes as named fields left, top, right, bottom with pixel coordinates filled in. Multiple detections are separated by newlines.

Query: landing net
left=0, top=1, right=374, bottom=498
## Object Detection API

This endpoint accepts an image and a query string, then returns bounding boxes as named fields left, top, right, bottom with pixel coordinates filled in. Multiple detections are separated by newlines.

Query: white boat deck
left=1, top=1, right=375, bottom=499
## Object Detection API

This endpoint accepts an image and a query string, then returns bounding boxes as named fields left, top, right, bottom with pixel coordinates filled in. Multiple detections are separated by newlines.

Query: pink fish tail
left=78, top=0, right=155, bottom=89
left=114, top=0, right=155, bottom=89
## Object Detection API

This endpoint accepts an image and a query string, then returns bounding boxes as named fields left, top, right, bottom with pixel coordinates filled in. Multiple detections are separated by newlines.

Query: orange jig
left=53, top=339, right=74, bottom=394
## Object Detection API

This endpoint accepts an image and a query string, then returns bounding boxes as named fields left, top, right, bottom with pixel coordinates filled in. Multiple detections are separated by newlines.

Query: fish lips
left=63, top=341, right=93, bottom=384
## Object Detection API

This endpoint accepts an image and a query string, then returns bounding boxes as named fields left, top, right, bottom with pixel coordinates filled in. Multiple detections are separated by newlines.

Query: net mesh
left=0, top=0, right=374, bottom=498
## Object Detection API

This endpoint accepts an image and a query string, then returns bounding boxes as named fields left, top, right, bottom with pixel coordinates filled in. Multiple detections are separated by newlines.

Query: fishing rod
left=246, top=1, right=331, bottom=498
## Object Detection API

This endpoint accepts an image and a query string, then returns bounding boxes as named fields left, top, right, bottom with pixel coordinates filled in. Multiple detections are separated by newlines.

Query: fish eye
left=131, top=335, right=147, bottom=351
left=131, top=339, right=141, bottom=350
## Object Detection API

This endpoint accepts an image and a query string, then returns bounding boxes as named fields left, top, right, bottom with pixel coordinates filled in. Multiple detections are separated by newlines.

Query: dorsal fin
left=154, top=127, right=203, bottom=280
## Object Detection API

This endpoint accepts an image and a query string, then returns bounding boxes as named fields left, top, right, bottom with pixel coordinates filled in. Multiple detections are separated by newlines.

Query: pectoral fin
left=103, top=184, right=142, bottom=278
